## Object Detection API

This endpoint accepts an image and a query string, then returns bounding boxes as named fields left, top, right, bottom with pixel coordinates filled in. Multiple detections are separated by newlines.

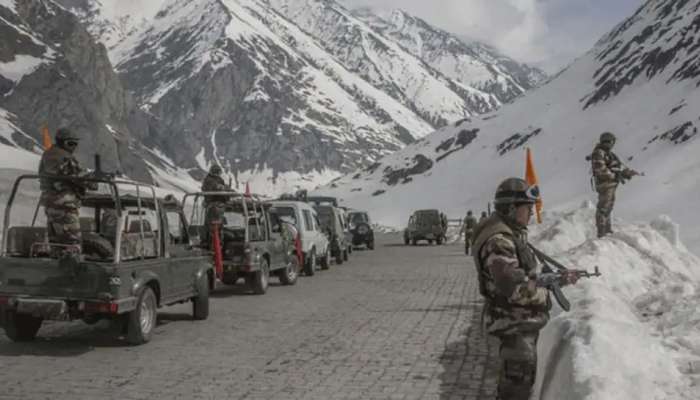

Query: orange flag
left=525, top=147, right=543, bottom=224
left=41, top=125, right=52, bottom=150
left=245, top=182, right=251, bottom=197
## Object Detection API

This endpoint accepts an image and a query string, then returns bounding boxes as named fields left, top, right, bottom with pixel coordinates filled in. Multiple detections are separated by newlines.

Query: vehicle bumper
left=0, top=295, right=138, bottom=321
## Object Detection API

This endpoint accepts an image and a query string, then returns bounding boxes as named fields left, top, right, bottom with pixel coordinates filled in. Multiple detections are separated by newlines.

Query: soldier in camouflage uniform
left=590, top=132, right=638, bottom=238
left=39, top=128, right=86, bottom=246
left=479, top=211, right=488, bottom=224
left=201, top=165, right=229, bottom=247
left=471, top=178, right=579, bottom=400
left=463, top=210, right=477, bottom=255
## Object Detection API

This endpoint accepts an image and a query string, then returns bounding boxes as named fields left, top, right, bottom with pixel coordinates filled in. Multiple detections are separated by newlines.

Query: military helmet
left=600, top=132, right=616, bottom=143
left=209, top=164, right=223, bottom=176
left=55, top=127, right=79, bottom=141
left=494, top=177, right=539, bottom=206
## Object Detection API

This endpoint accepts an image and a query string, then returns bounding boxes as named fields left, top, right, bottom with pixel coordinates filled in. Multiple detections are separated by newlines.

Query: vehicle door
left=301, top=208, right=317, bottom=254
left=312, top=211, right=328, bottom=254
left=164, top=208, right=200, bottom=300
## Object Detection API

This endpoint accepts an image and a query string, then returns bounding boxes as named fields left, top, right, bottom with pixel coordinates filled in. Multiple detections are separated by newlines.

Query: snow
left=530, top=204, right=700, bottom=399
left=0, top=108, right=42, bottom=171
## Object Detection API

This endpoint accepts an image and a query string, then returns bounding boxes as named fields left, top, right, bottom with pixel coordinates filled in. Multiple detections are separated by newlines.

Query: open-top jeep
left=0, top=175, right=213, bottom=344
left=184, top=192, right=299, bottom=294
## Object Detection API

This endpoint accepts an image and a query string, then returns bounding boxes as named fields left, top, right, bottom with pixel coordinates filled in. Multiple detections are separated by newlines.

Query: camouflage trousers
left=46, top=206, right=81, bottom=245
left=495, top=332, right=539, bottom=400
left=464, top=231, right=473, bottom=255
left=596, top=186, right=617, bottom=238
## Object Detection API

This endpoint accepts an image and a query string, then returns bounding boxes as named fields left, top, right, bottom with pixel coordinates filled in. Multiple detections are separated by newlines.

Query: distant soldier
left=590, top=132, right=639, bottom=238
left=479, top=211, right=488, bottom=223
left=462, top=210, right=477, bottom=255
left=201, top=165, right=229, bottom=247
left=472, top=178, right=579, bottom=400
left=39, top=128, right=86, bottom=247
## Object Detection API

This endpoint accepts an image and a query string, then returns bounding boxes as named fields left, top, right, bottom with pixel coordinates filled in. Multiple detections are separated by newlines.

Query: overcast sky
left=341, top=0, right=643, bottom=73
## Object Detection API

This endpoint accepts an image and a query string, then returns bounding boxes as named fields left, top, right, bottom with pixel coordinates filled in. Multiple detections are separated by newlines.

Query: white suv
left=268, top=201, right=331, bottom=276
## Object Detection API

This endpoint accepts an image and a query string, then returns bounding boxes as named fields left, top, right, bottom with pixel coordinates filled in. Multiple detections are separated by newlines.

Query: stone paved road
left=0, top=234, right=498, bottom=400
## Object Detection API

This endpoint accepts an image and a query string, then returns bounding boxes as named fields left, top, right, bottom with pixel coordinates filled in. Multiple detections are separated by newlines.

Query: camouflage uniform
left=201, top=169, right=228, bottom=247
left=472, top=179, right=550, bottom=400
left=591, top=133, right=634, bottom=238
left=472, top=213, right=550, bottom=400
left=479, top=212, right=488, bottom=224
left=463, top=213, right=478, bottom=255
left=39, top=145, right=85, bottom=245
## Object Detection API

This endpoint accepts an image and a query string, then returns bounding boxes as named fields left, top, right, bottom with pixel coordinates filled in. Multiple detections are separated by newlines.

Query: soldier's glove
left=614, top=171, right=628, bottom=184
left=622, top=169, right=636, bottom=180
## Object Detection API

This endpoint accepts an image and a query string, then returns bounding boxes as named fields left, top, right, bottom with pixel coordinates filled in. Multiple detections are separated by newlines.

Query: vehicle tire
left=192, top=274, right=210, bottom=320
left=404, top=235, right=409, bottom=245
left=411, top=238, right=417, bottom=246
left=320, top=249, right=331, bottom=270
left=335, top=250, right=344, bottom=265
left=304, top=250, right=316, bottom=276
left=82, top=233, right=114, bottom=259
left=428, top=240, right=434, bottom=245
left=436, top=237, right=443, bottom=245
left=126, top=286, right=157, bottom=345
left=343, top=249, right=349, bottom=262
left=248, top=259, right=270, bottom=295
left=348, top=245, right=353, bottom=255
left=278, top=257, right=299, bottom=286
left=367, top=240, right=374, bottom=250
left=3, top=311, right=42, bottom=342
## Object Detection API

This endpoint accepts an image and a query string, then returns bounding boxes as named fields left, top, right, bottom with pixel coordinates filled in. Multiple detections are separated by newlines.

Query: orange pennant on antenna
left=42, top=124, right=52, bottom=150
left=245, top=181, right=251, bottom=197
left=525, top=147, right=543, bottom=224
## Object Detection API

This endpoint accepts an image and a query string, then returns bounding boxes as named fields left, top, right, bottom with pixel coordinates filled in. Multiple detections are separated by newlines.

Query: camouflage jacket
left=463, top=216, right=478, bottom=234
left=38, top=146, right=85, bottom=208
left=472, top=213, right=550, bottom=335
left=591, top=144, right=624, bottom=190
left=201, top=174, right=228, bottom=204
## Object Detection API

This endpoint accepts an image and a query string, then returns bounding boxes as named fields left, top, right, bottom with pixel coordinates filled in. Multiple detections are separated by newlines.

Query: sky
left=341, top=0, right=643, bottom=73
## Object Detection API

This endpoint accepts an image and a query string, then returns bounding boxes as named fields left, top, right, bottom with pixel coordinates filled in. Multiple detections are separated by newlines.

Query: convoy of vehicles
left=0, top=171, right=459, bottom=346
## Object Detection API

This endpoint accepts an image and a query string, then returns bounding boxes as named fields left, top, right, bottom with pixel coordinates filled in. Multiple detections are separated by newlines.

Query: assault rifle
left=529, top=245, right=602, bottom=311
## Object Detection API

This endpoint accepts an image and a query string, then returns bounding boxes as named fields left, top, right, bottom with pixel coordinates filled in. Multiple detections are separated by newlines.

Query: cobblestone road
left=0, top=234, right=498, bottom=400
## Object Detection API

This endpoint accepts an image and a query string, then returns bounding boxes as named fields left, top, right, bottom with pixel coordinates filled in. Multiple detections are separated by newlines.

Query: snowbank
left=531, top=203, right=700, bottom=400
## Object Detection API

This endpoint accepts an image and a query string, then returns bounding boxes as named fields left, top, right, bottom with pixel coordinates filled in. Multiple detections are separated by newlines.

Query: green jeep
left=184, top=192, right=300, bottom=295
left=403, top=209, right=448, bottom=245
left=0, top=175, right=213, bottom=344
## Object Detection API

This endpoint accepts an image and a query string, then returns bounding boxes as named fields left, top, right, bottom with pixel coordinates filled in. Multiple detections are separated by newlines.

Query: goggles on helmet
left=495, top=184, right=540, bottom=205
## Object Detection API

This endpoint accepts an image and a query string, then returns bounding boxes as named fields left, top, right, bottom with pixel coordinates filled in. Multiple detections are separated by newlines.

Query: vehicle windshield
left=271, top=207, right=298, bottom=227
left=416, top=210, right=440, bottom=224
left=349, top=213, right=368, bottom=224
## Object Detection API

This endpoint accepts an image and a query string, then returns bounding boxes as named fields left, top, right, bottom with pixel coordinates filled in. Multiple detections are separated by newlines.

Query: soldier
left=479, top=211, right=488, bottom=223
left=39, top=128, right=86, bottom=247
left=201, top=165, right=229, bottom=247
left=590, top=132, right=638, bottom=238
left=463, top=210, right=477, bottom=255
left=471, top=178, right=579, bottom=400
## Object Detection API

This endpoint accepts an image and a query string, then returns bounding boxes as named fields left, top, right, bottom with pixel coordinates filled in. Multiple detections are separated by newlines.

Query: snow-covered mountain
left=351, top=7, right=546, bottom=105
left=318, top=0, right=700, bottom=254
left=46, top=0, right=543, bottom=194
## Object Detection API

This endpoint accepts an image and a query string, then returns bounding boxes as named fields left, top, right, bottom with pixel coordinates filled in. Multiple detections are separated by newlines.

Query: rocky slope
left=317, top=0, right=700, bottom=253
left=0, top=0, right=168, bottom=183
left=53, top=0, right=544, bottom=194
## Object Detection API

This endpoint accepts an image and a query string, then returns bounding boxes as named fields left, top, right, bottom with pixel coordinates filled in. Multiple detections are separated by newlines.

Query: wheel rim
left=140, top=291, right=156, bottom=335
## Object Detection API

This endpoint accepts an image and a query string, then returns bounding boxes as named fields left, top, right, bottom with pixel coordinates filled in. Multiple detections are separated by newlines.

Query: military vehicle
left=308, top=197, right=350, bottom=265
left=347, top=210, right=375, bottom=250
left=184, top=192, right=299, bottom=294
left=0, top=175, right=212, bottom=344
left=404, top=209, right=447, bottom=245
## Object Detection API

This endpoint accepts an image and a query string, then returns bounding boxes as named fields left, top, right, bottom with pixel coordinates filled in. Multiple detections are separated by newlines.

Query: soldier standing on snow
left=201, top=165, right=230, bottom=247
left=471, top=178, right=580, bottom=400
left=590, top=132, right=639, bottom=238
left=463, top=210, right=477, bottom=255
left=39, top=128, right=87, bottom=247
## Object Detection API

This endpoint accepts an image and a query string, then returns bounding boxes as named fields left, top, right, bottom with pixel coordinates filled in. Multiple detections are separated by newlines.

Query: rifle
left=529, top=245, right=602, bottom=311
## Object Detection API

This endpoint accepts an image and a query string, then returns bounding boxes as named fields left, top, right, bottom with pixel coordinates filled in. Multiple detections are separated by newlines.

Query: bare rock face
left=0, top=0, right=164, bottom=182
